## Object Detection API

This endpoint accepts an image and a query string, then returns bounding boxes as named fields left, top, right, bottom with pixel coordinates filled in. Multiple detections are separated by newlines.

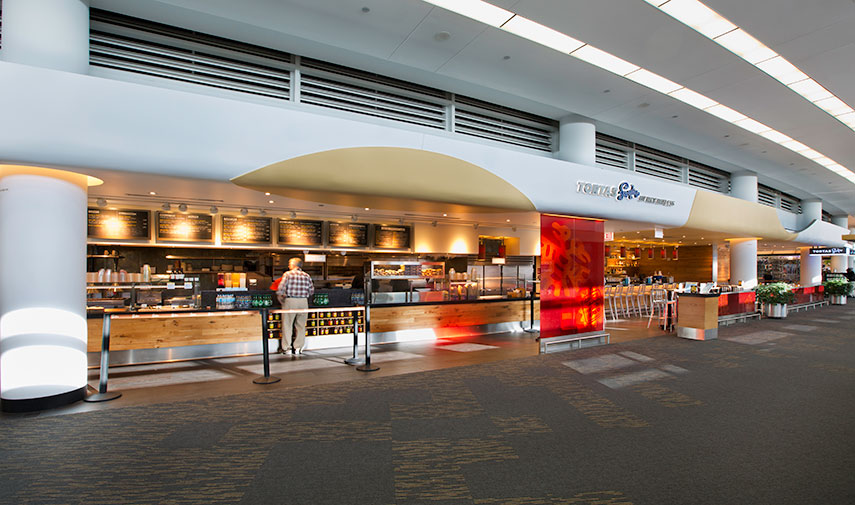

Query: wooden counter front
left=87, top=312, right=262, bottom=352
left=370, top=299, right=539, bottom=334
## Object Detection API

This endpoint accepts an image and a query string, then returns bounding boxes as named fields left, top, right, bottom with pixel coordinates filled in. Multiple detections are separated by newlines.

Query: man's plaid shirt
left=277, top=269, right=315, bottom=298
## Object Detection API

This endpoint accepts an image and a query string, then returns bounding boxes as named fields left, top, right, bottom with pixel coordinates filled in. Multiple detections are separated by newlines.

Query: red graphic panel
left=540, top=214, right=604, bottom=339
left=718, top=291, right=756, bottom=316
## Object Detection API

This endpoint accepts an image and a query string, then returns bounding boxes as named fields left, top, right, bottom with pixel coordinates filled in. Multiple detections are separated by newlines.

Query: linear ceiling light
left=646, top=0, right=855, bottom=131
left=423, top=0, right=855, bottom=181
left=421, top=0, right=513, bottom=27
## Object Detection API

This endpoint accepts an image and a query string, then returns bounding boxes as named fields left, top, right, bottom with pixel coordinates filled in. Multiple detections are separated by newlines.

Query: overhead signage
left=328, top=222, right=368, bottom=247
left=278, top=219, right=323, bottom=247
left=374, top=225, right=411, bottom=249
left=603, top=232, right=614, bottom=242
left=808, top=247, right=849, bottom=256
left=654, top=227, right=664, bottom=239
left=221, top=215, right=271, bottom=244
left=88, top=208, right=150, bottom=239
left=576, top=181, right=676, bottom=207
left=156, top=212, right=213, bottom=242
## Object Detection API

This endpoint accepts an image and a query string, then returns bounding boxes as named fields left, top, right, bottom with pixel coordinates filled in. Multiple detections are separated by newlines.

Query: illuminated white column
left=555, top=115, right=595, bottom=166
left=830, top=216, right=849, bottom=272
left=0, top=0, right=90, bottom=74
left=799, top=247, right=821, bottom=287
left=729, top=239, right=757, bottom=289
left=0, top=165, right=100, bottom=412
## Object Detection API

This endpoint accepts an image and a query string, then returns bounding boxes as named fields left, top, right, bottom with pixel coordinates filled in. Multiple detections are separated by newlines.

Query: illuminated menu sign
left=809, top=247, right=849, bottom=256
left=328, top=222, right=368, bottom=247
left=374, top=225, right=411, bottom=249
left=88, top=208, right=150, bottom=239
left=156, top=212, right=213, bottom=242
left=278, top=219, right=323, bottom=246
left=222, top=215, right=271, bottom=244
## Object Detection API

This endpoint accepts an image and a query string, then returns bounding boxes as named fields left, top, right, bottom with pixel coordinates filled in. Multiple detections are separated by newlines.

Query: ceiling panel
left=388, top=9, right=488, bottom=72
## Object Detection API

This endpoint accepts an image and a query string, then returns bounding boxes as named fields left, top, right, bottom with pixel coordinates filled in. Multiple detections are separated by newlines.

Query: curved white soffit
left=420, top=135, right=698, bottom=227
left=793, top=219, right=849, bottom=247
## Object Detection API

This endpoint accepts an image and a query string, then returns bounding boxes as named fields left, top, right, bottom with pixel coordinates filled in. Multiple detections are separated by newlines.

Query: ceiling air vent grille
left=595, top=141, right=630, bottom=170
left=780, top=193, right=802, bottom=214
left=89, top=9, right=292, bottom=100
left=301, top=57, right=446, bottom=99
left=635, top=152, right=683, bottom=182
left=454, top=109, right=554, bottom=151
left=300, top=73, right=447, bottom=129
left=757, top=185, right=777, bottom=208
left=688, top=162, right=729, bottom=194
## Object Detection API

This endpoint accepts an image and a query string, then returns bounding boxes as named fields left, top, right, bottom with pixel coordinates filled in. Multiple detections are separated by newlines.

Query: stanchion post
left=344, top=307, right=365, bottom=365
left=253, top=307, right=282, bottom=384
left=84, top=313, right=122, bottom=402
left=357, top=264, right=378, bottom=372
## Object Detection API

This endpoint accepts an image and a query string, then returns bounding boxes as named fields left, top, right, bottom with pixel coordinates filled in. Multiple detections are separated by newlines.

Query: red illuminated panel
left=540, top=214, right=604, bottom=339
left=718, top=291, right=756, bottom=316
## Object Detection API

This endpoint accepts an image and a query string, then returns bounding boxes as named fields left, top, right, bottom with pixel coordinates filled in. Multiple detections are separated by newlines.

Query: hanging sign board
left=808, top=246, right=849, bottom=256
left=88, top=208, right=150, bottom=239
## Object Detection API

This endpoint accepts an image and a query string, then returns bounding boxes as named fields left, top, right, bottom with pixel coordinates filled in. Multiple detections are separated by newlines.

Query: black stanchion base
left=253, top=376, right=282, bottom=385
left=356, top=364, right=379, bottom=372
left=84, top=391, right=122, bottom=403
left=344, top=357, right=365, bottom=365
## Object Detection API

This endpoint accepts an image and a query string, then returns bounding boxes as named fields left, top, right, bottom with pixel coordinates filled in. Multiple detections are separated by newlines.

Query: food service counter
left=86, top=295, right=539, bottom=365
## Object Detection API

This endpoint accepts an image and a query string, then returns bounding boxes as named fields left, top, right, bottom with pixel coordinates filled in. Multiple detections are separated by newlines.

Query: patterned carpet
left=1, top=305, right=854, bottom=504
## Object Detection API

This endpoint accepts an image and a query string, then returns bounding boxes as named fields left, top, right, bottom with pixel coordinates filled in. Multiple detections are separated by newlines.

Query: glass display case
left=370, top=261, right=444, bottom=279
left=369, top=261, right=445, bottom=304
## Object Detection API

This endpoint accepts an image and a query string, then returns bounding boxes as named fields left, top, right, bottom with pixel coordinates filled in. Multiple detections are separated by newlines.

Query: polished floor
left=1, top=304, right=853, bottom=505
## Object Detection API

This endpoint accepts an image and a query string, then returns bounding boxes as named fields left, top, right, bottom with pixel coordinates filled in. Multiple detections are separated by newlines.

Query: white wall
left=412, top=223, right=540, bottom=256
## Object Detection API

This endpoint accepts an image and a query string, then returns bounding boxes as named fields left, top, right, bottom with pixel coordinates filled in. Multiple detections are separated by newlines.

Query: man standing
left=276, top=257, right=314, bottom=354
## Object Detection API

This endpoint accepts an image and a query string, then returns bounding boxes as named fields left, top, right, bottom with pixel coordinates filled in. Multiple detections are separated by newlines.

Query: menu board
left=156, top=212, right=213, bottom=242
left=328, top=222, right=368, bottom=247
left=374, top=225, right=411, bottom=249
left=278, top=219, right=323, bottom=246
left=88, top=208, right=150, bottom=239
left=221, top=215, right=271, bottom=244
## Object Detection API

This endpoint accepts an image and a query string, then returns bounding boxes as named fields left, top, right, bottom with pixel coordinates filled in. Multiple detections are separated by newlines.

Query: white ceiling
left=92, top=0, right=855, bottom=215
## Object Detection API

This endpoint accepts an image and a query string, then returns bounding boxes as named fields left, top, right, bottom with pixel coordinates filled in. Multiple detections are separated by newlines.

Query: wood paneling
left=636, top=245, right=713, bottom=282
left=370, top=300, right=538, bottom=333
left=87, top=313, right=262, bottom=352
left=677, top=295, right=719, bottom=330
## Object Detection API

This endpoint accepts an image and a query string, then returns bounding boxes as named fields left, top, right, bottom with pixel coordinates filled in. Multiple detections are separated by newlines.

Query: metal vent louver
left=89, top=9, right=292, bottom=100
left=635, top=146, right=683, bottom=182
left=300, top=57, right=446, bottom=99
left=688, top=162, right=729, bottom=194
left=299, top=73, right=447, bottom=129
left=454, top=96, right=555, bottom=152
left=757, top=185, right=777, bottom=208
left=595, top=142, right=630, bottom=170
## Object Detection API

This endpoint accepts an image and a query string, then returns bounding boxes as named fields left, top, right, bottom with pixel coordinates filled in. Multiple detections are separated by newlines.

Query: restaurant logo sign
left=576, top=180, right=675, bottom=207
left=808, top=246, right=850, bottom=256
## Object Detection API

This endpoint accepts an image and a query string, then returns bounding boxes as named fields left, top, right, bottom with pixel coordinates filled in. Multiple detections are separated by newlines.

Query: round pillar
left=555, top=115, right=595, bottom=166
left=0, top=0, right=90, bottom=74
left=729, top=239, right=757, bottom=289
left=730, top=172, right=758, bottom=203
left=799, top=247, right=821, bottom=287
left=0, top=165, right=101, bottom=412
left=800, top=199, right=822, bottom=228
left=830, top=216, right=849, bottom=272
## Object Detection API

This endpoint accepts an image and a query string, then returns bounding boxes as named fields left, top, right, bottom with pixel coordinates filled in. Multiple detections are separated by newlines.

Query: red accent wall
left=718, top=291, right=756, bottom=316
left=540, top=214, right=604, bottom=339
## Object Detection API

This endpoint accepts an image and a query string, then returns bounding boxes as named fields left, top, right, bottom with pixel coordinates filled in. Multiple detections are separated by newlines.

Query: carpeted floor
left=1, top=305, right=854, bottom=504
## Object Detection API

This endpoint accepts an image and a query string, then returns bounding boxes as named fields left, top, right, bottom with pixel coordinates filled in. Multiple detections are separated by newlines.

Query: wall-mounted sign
left=221, top=215, right=271, bottom=244
left=156, top=212, right=213, bottom=242
left=576, top=180, right=676, bottom=207
left=88, top=208, right=150, bottom=239
left=373, top=225, right=411, bottom=249
left=328, top=222, right=368, bottom=247
left=809, top=246, right=849, bottom=256
left=278, top=219, right=323, bottom=246
left=603, top=232, right=614, bottom=242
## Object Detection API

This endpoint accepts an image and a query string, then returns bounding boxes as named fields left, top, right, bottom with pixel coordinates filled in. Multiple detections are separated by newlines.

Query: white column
left=730, top=172, right=758, bottom=203
left=850, top=229, right=855, bottom=270
left=555, top=115, right=595, bottom=166
left=800, top=247, right=821, bottom=286
left=800, top=199, right=822, bottom=228
left=0, top=0, right=90, bottom=74
left=729, top=239, right=757, bottom=289
left=0, top=165, right=98, bottom=412
left=830, top=216, right=849, bottom=272
left=728, top=173, right=758, bottom=288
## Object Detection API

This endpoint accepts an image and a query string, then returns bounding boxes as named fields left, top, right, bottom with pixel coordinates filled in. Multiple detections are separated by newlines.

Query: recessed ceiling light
left=759, top=130, right=792, bottom=143
left=705, top=104, right=747, bottom=122
left=658, top=0, right=736, bottom=38
left=268, top=200, right=274, bottom=204
left=813, top=96, right=853, bottom=116
left=733, top=117, right=771, bottom=134
left=667, top=88, right=718, bottom=109
left=780, top=139, right=810, bottom=152
left=442, top=213, right=448, bottom=217
left=624, top=68, right=683, bottom=94
left=422, top=0, right=513, bottom=27
left=264, top=192, right=271, bottom=196
left=506, top=219, right=511, bottom=222
left=756, top=56, right=809, bottom=85
left=637, top=102, right=650, bottom=108
left=501, top=16, right=584, bottom=53
left=434, top=31, right=451, bottom=42
left=713, top=29, right=775, bottom=64
left=570, top=44, right=639, bottom=75
left=149, top=191, right=156, bottom=195
left=364, top=207, right=370, bottom=211
left=361, top=6, right=370, bottom=13
left=502, top=55, right=511, bottom=60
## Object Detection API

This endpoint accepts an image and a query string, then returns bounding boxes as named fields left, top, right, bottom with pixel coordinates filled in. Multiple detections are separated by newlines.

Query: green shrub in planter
left=823, top=279, right=853, bottom=296
left=754, top=282, right=796, bottom=305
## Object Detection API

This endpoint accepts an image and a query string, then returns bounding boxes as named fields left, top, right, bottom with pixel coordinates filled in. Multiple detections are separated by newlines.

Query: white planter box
left=830, top=295, right=847, bottom=305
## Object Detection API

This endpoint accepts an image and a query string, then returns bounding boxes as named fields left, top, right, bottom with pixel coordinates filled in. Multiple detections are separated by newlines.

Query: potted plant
left=823, top=278, right=853, bottom=305
left=754, top=282, right=795, bottom=318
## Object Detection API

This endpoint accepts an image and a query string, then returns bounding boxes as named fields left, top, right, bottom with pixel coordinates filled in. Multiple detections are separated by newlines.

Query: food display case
left=371, top=261, right=444, bottom=279
left=369, top=261, right=445, bottom=304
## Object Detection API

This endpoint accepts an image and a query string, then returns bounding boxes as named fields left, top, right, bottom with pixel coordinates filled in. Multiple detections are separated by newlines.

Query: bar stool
left=647, top=288, right=666, bottom=328
left=604, top=286, right=617, bottom=322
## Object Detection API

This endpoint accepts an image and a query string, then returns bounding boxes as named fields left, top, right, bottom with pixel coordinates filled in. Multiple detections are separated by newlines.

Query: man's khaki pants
left=282, top=297, right=309, bottom=350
